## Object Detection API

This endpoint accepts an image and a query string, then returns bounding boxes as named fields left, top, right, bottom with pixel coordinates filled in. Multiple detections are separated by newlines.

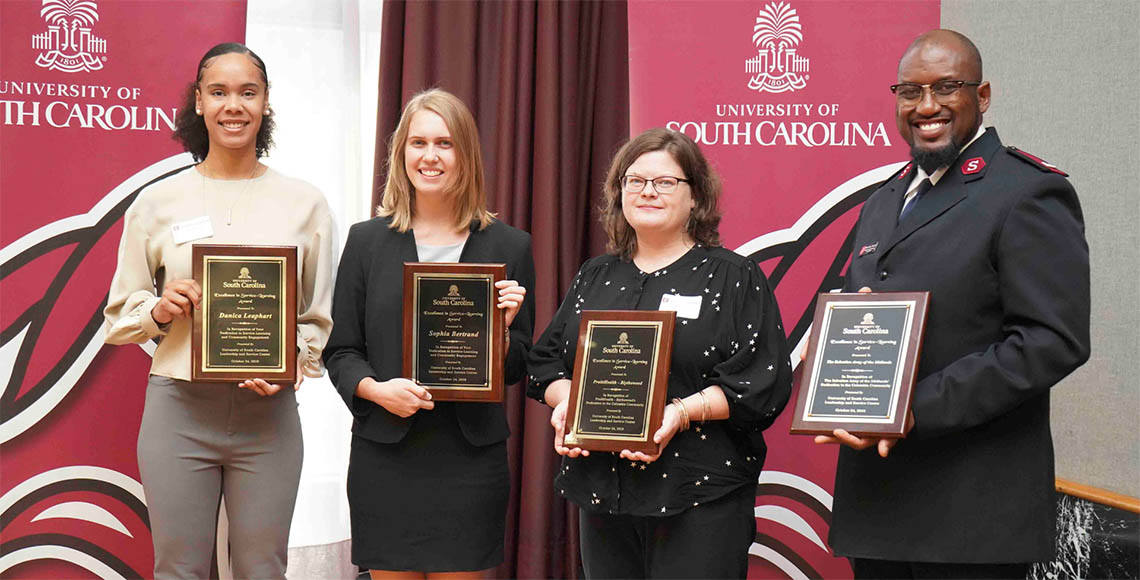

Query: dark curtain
left=372, top=1, right=630, bottom=577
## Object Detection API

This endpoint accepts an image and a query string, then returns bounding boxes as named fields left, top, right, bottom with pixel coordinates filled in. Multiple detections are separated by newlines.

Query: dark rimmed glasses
left=889, top=80, right=981, bottom=103
left=620, top=175, right=689, bottom=194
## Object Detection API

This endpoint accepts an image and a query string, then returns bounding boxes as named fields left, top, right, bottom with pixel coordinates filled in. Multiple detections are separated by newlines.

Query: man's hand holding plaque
left=816, top=408, right=916, bottom=458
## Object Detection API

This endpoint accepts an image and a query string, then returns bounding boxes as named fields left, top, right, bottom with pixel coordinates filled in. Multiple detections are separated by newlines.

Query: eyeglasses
left=889, top=80, right=981, bottom=103
left=620, top=175, right=689, bottom=194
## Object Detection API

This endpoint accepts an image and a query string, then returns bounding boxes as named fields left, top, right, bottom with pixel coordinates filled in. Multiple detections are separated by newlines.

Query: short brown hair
left=601, top=128, right=722, bottom=259
left=378, top=89, right=494, bottom=232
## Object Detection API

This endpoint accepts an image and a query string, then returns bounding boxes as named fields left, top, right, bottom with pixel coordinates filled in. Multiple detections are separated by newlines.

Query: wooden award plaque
left=403, top=262, right=506, bottom=402
left=191, top=244, right=297, bottom=383
left=563, top=310, right=675, bottom=454
left=790, top=292, right=929, bottom=438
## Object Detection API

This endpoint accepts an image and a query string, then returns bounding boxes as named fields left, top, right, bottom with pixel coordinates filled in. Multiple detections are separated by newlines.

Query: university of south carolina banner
left=628, top=1, right=939, bottom=578
left=1, top=1, right=246, bottom=577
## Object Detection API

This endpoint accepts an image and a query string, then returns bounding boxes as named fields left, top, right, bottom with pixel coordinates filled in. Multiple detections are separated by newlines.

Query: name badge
left=171, top=216, right=214, bottom=245
left=659, top=293, right=702, bottom=319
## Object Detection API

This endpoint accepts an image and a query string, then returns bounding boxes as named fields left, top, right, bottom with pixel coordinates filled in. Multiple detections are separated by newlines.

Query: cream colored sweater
left=103, top=165, right=334, bottom=381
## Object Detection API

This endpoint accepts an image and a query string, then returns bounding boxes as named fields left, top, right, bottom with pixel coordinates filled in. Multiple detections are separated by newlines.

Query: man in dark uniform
left=815, top=29, right=1091, bottom=579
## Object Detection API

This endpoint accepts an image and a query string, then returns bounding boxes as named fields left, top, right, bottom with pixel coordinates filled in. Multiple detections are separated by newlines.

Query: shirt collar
left=910, top=125, right=987, bottom=189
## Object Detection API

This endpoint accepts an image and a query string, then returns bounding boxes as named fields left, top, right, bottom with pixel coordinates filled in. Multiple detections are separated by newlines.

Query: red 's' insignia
left=961, top=157, right=986, bottom=175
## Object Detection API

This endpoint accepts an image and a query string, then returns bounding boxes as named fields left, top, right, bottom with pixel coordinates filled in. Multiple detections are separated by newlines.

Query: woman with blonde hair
left=324, top=88, right=534, bottom=578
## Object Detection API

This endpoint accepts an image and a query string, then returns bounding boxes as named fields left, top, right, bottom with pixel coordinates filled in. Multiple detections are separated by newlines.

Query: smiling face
left=403, top=109, right=457, bottom=198
left=896, top=36, right=990, bottom=172
left=621, top=150, right=695, bottom=240
left=195, top=52, right=267, bottom=157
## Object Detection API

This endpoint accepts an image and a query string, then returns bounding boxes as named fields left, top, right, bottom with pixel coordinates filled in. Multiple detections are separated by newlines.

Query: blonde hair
left=378, top=88, right=494, bottom=232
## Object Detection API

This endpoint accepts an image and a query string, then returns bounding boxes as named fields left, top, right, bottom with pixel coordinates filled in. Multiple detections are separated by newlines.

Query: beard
left=911, top=140, right=962, bottom=174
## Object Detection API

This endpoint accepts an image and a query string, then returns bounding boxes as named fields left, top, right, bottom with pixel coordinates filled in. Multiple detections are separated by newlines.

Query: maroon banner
left=1, top=1, right=245, bottom=577
left=629, top=1, right=939, bottom=577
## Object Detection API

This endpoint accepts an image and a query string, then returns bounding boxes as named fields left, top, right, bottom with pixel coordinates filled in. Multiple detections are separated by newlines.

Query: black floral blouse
left=526, top=245, right=792, bottom=516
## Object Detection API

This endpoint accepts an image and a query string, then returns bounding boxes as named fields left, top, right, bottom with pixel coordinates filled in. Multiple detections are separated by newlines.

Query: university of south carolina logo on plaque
left=32, top=0, right=108, bottom=73
left=746, top=1, right=810, bottom=93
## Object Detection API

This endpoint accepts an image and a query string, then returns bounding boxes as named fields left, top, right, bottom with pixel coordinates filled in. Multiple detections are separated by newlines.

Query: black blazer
left=829, top=128, right=1091, bottom=563
left=323, top=216, right=535, bottom=446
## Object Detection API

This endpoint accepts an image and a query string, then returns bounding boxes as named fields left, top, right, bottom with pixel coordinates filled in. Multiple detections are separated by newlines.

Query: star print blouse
left=526, top=245, right=792, bottom=516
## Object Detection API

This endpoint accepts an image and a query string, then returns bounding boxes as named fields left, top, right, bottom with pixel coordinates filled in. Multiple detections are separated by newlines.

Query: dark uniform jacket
left=830, top=128, right=1090, bottom=563
left=323, top=216, right=535, bottom=446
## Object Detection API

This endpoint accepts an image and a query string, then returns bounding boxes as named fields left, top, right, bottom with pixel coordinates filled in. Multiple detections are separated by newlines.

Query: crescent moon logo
left=0, top=155, right=194, bottom=444
left=1, top=156, right=194, bottom=577
left=735, top=162, right=904, bottom=578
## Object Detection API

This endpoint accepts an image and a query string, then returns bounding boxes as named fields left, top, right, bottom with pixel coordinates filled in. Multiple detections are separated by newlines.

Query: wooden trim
left=1056, top=478, right=1140, bottom=514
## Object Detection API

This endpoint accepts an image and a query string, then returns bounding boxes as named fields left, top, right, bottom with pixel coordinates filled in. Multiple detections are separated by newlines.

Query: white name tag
left=659, top=293, right=702, bottom=319
left=171, top=216, right=214, bottom=245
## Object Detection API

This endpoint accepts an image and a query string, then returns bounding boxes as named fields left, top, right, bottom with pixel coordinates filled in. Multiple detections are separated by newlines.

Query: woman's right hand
left=151, top=279, right=202, bottom=324
left=356, top=377, right=434, bottom=417
left=545, top=379, right=588, bottom=458
left=551, top=398, right=589, bottom=458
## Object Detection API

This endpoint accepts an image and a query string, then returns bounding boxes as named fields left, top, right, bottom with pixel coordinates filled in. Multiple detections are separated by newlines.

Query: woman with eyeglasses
left=526, top=127, right=792, bottom=578
left=323, top=89, right=534, bottom=579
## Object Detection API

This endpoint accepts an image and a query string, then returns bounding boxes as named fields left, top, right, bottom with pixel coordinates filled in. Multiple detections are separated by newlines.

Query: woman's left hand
left=496, top=279, right=526, bottom=328
left=238, top=378, right=283, bottom=397
left=239, top=360, right=305, bottom=396
left=620, top=403, right=682, bottom=464
left=293, top=358, right=307, bottom=391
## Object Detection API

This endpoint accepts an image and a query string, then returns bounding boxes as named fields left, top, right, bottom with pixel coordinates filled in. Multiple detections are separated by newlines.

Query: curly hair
left=600, top=128, right=722, bottom=259
left=171, top=42, right=275, bottom=161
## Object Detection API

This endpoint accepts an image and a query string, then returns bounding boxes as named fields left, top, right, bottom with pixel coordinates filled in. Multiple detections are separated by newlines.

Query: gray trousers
left=138, top=375, right=302, bottom=580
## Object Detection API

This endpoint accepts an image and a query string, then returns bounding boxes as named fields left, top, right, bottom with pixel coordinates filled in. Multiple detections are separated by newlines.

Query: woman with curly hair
left=104, top=42, right=333, bottom=579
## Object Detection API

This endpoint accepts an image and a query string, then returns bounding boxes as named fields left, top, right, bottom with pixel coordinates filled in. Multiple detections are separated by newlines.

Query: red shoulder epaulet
left=895, top=161, right=914, bottom=181
left=1007, top=146, right=1069, bottom=177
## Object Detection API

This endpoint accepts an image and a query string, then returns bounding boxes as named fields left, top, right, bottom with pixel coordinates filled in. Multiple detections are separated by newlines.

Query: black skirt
left=347, top=402, right=509, bottom=572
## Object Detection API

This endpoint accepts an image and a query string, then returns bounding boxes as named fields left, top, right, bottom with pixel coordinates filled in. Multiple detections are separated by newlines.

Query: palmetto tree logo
left=32, top=0, right=107, bottom=73
left=745, top=1, right=810, bottom=93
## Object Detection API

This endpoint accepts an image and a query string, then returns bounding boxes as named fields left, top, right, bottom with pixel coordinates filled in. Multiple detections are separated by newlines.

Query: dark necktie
left=899, top=178, right=933, bottom=222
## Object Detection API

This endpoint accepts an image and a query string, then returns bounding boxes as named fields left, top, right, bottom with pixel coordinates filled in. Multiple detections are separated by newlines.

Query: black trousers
left=579, top=485, right=755, bottom=579
left=851, top=557, right=1032, bottom=580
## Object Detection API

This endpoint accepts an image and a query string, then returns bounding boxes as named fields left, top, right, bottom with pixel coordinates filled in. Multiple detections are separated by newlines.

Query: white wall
left=246, top=0, right=382, bottom=548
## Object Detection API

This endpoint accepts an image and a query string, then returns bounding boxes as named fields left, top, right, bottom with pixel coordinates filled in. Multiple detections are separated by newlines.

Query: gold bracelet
left=697, top=390, right=710, bottom=423
left=671, top=397, right=690, bottom=431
